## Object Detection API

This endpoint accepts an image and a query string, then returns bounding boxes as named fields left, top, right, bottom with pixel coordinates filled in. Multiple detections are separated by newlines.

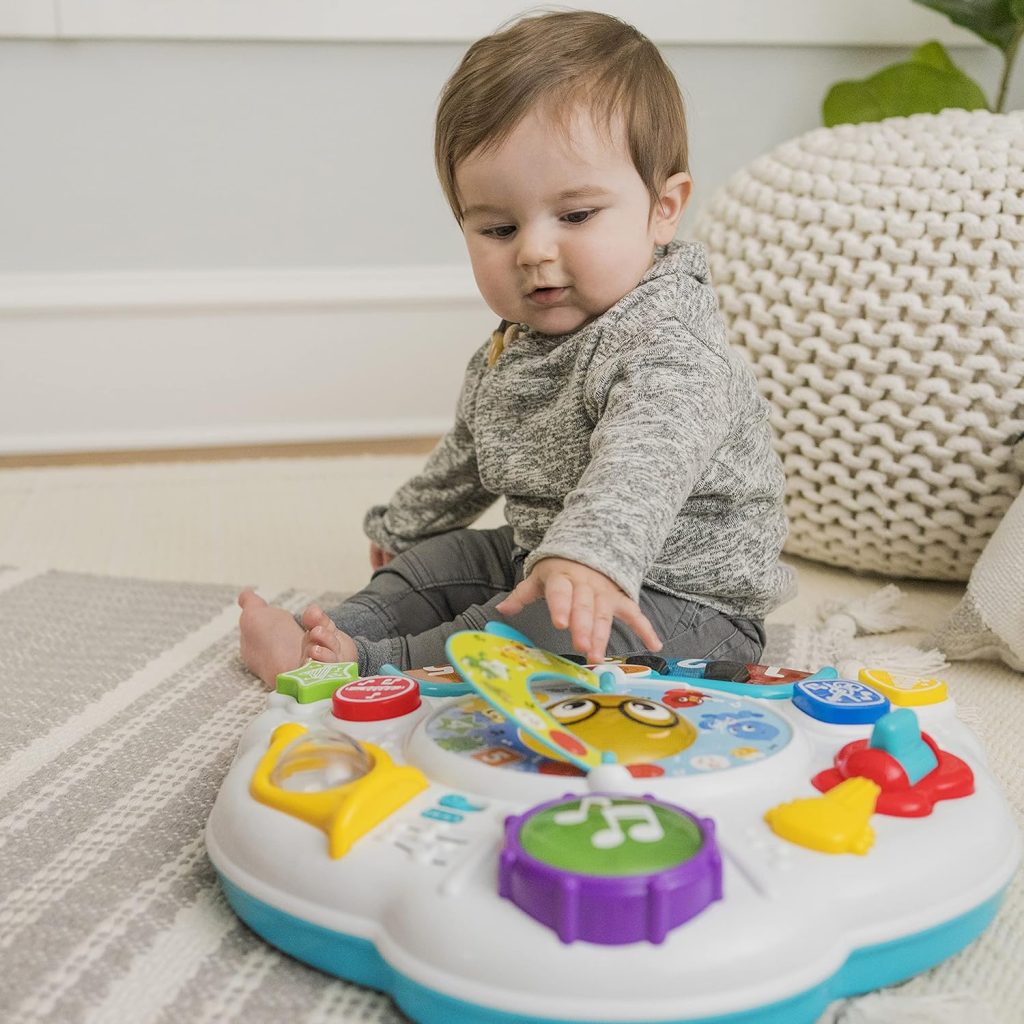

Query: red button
left=332, top=675, right=421, bottom=722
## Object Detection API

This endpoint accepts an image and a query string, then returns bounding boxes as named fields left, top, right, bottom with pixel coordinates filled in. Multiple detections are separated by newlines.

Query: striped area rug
left=0, top=567, right=1018, bottom=1024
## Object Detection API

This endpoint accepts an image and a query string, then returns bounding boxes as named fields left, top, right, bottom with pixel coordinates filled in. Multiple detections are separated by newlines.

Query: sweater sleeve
left=524, top=319, right=734, bottom=600
left=364, top=346, right=498, bottom=553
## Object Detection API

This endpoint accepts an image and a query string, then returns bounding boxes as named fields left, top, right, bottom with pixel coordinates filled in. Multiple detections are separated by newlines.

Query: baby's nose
left=515, top=225, right=557, bottom=266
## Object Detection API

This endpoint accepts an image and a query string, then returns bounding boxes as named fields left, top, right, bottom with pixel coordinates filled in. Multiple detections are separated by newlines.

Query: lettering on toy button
left=805, top=680, right=881, bottom=705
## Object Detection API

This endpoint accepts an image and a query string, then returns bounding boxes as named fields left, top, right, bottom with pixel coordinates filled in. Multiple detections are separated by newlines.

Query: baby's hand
left=370, top=542, right=395, bottom=570
left=299, top=603, right=357, bottom=664
left=496, top=557, right=662, bottom=663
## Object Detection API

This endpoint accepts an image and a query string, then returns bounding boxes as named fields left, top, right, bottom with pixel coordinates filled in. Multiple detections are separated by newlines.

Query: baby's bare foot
left=238, top=589, right=305, bottom=687
left=300, top=603, right=359, bottom=665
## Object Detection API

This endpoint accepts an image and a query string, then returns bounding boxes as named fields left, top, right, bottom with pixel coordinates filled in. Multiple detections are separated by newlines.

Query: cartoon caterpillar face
left=520, top=693, right=697, bottom=764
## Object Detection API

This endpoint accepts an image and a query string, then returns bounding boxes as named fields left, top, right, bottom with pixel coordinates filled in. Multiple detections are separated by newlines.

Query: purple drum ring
left=498, top=792, right=723, bottom=945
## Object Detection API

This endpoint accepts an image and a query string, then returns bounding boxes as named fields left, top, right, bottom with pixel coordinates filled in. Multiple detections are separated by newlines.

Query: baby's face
left=457, top=105, right=675, bottom=336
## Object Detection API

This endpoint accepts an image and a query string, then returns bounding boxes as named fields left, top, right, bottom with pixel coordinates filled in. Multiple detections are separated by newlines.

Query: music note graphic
left=553, top=797, right=665, bottom=850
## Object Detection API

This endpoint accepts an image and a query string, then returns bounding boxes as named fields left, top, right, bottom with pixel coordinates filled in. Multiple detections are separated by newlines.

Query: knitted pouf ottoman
left=695, top=108, right=1024, bottom=581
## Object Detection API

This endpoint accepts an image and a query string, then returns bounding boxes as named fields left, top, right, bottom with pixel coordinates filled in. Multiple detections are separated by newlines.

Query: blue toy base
left=219, top=873, right=1006, bottom=1024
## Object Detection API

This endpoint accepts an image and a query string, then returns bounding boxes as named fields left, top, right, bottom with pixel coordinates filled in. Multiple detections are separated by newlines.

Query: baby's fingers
left=587, top=600, right=615, bottom=663
left=568, top=584, right=595, bottom=656
left=303, top=639, right=339, bottom=663
left=496, top=575, right=543, bottom=616
left=300, top=603, right=333, bottom=631
left=544, top=573, right=575, bottom=632
left=304, top=624, right=342, bottom=663
left=618, top=601, right=662, bottom=652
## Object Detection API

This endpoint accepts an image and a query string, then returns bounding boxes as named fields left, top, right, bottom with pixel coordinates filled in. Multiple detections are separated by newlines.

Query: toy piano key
left=683, top=660, right=825, bottom=700
left=705, top=660, right=750, bottom=682
left=745, top=664, right=813, bottom=685
left=670, top=658, right=709, bottom=678
left=401, top=664, right=474, bottom=697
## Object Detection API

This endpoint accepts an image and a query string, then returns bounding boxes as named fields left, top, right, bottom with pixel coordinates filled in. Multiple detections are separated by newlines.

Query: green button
left=276, top=660, right=359, bottom=704
left=520, top=797, right=702, bottom=877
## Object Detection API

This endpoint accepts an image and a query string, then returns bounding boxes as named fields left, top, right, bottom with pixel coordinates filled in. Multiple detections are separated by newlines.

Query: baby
left=239, top=10, right=792, bottom=686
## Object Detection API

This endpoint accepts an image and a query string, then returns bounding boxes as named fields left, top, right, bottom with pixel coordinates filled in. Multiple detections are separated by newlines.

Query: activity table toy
left=207, top=622, right=1019, bottom=1023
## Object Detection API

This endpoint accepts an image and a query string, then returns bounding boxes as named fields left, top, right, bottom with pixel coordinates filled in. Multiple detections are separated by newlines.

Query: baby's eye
left=482, top=225, right=516, bottom=239
left=562, top=209, right=597, bottom=225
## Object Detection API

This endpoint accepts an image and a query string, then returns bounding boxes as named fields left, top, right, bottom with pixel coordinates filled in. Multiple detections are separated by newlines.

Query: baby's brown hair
left=435, top=10, right=689, bottom=224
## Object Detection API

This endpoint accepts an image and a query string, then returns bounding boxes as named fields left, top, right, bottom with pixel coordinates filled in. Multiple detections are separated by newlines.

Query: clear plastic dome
left=270, top=730, right=372, bottom=793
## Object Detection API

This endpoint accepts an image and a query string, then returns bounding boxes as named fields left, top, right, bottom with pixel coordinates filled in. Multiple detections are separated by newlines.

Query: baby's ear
left=653, top=172, right=692, bottom=244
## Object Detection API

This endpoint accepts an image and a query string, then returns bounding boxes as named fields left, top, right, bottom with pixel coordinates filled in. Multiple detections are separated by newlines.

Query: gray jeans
left=327, top=526, right=765, bottom=675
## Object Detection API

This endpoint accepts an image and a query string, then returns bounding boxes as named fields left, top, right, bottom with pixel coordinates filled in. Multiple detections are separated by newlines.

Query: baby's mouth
left=528, top=286, right=568, bottom=306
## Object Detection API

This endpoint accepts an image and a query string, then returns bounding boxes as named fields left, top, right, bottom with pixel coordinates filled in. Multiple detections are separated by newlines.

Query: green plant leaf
left=914, top=0, right=1024, bottom=52
left=911, top=38, right=960, bottom=71
left=823, top=41, right=990, bottom=126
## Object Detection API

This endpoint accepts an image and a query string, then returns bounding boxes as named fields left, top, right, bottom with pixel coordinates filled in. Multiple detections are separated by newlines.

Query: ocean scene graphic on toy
left=207, top=620, right=1020, bottom=1024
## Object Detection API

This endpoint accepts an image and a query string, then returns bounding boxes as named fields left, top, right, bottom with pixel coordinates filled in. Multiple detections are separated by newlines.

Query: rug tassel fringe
left=816, top=586, right=949, bottom=680
left=819, top=583, right=912, bottom=634
left=825, top=991, right=992, bottom=1023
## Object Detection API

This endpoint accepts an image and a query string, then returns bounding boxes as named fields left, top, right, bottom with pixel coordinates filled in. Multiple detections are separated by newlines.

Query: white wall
left=1, top=0, right=1020, bottom=454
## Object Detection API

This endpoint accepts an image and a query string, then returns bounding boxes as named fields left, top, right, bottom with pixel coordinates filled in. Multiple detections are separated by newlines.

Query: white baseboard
left=0, top=265, right=496, bottom=455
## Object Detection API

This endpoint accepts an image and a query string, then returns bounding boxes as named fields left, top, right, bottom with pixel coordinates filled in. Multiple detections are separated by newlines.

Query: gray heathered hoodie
left=364, top=241, right=793, bottom=618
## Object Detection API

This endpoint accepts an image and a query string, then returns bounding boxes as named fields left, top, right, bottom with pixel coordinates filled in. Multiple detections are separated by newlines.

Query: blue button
left=422, top=808, right=464, bottom=824
left=439, top=794, right=486, bottom=812
left=793, top=678, right=890, bottom=724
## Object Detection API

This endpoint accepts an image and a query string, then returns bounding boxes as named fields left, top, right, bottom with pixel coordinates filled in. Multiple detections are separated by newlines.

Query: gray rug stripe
left=0, top=571, right=239, bottom=762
